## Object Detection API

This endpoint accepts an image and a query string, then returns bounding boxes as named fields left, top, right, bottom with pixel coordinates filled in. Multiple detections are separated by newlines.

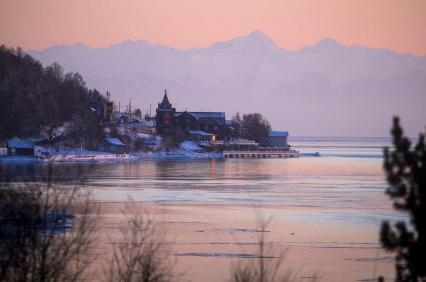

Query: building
left=186, top=130, right=214, bottom=142
left=155, top=89, right=176, bottom=136
left=267, top=131, right=289, bottom=148
left=98, top=138, right=128, bottom=154
left=113, top=112, right=130, bottom=123
left=7, top=139, right=34, bottom=157
left=136, top=133, right=161, bottom=147
left=175, top=111, right=226, bottom=140
left=225, top=119, right=241, bottom=140
left=155, top=90, right=227, bottom=141
left=154, top=91, right=291, bottom=147
left=103, top=101, right=115, bottom=122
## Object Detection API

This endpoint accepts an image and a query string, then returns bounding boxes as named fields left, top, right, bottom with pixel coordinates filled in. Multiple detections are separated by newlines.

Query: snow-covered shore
left=134, top=151, right=223, bottom=160
left=0, top=149, right=223, bottom=164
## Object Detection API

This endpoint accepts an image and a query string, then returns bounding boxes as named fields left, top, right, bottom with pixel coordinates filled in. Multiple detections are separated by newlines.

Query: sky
left=1, top=0, right=426, bottom=55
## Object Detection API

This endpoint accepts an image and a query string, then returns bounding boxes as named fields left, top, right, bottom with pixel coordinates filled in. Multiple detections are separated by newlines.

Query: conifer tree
left=380, top=117, right=426, bottom=281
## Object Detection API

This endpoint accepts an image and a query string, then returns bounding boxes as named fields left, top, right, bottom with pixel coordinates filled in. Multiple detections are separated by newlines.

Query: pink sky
left=1, top=0, right=426, bottom=55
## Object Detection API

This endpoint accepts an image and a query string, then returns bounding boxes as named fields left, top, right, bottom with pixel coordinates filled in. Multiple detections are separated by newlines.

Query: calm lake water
left=0, top=137, right=405, bottom=281
left=81, top=137, right=401, bottom=224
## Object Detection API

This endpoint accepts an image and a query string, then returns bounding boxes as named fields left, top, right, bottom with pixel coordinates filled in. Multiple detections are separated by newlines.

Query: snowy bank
left=134, top=151, right=223, bottom=160
left=48, top=149, right=136, bottom=162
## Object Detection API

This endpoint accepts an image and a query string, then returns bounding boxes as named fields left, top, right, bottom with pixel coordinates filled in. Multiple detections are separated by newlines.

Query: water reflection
left=0, top=162, right=97, bottom=183
left=0, top=139, right=398, bottom=227
left=1, top=157, right=385, bottom=209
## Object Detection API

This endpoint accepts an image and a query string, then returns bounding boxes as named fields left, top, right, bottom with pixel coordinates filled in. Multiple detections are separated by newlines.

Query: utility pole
left=129, top=98, right=132, bottom=122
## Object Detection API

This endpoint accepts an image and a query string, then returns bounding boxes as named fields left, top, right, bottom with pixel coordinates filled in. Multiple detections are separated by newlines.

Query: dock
left=223, top=150, right=300, bottom=159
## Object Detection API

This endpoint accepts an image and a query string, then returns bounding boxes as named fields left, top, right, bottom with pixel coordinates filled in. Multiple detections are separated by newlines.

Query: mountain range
left=29, top=31, right=426, bottom=137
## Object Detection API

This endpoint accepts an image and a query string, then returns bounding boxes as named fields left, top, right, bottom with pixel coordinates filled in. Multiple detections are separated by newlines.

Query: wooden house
left=7, top=139, right=34, bottom=157
left=98, top=138, right=127, bottom=154
left=267, top=131, right=289, bottom=148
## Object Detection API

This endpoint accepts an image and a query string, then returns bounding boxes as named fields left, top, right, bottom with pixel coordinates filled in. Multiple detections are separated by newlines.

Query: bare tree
left=105, top=199, right=178, bottom=282
left=230, top=215, right=311, bottom=282
left=0, top=164, right=99, bottom=282
left=229, top=216, right=289, bottom=282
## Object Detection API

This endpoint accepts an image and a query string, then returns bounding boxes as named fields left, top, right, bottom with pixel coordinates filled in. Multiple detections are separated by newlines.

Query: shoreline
left=0, top=150, right=307, bottom=164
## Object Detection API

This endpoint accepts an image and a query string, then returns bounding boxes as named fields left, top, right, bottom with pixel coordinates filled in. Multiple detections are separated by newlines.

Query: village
left=0, top=90, right=299, bottom=162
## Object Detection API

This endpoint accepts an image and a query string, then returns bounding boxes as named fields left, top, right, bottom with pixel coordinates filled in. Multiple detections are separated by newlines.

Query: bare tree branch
left=105, top=199, right=179, bottom=282
left=0, top=164, right=99, bottom=282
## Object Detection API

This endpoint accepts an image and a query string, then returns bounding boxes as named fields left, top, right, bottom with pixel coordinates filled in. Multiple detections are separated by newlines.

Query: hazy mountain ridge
left=29, top=31, right=426, bottom=136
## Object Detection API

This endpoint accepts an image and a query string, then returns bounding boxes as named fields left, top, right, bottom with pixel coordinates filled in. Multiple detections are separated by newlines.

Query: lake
left=0, top=137, right=403, bottom=281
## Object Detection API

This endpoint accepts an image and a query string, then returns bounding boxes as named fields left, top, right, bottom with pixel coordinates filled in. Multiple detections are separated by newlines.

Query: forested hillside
left=0, top=45, right=107, bottom=147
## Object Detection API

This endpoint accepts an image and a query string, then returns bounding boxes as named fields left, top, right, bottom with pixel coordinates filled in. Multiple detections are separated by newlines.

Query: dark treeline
left=0, top=45, right=107, bottom=147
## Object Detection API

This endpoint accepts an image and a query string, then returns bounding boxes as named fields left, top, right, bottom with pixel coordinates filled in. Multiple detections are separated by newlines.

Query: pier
left=223, top=150, right=300, bottom=158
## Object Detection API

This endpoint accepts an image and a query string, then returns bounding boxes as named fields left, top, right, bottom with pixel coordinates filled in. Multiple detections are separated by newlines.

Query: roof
left=137, top=133, right=157, bottom=139
left=158, top=89, right=172, bottom=109
left=269, top=131, right=289, bottom=137
left=104, top=138, right=126, bottom=146
left=181, top=141, right=203, bottom=151
left=7, top=139, right=34, bottom=148
left=228, top=138, right=257, bottom=145
left=114, top=112, right=127, bottom=119
left=187, top=130, right=213, bottom=136
left=225, top=120, right=235, bottom=125
left=175, top=112, right=225, bottom=119
left=190, top=112, right=225, bottom=119
left=175, top=111, right=198, bottom=119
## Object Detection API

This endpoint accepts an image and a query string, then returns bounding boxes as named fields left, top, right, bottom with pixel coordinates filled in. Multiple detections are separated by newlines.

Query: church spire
left=163, top=89, right=169, bottom=104
left=158, top=89, right=172, bottom=109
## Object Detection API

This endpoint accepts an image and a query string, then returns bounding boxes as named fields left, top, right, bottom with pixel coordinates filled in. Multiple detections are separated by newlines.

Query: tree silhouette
left=0, top=165, right=99, bottom=282
left=380, top=117, right=426, bottom=281
left=0, top=44, right=108, bottom=146
left=241, top=113, right=271, bottom=145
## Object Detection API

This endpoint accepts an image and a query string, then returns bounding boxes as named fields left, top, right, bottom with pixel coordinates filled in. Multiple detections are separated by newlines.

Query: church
left=156, top=90, right=232, bottom=141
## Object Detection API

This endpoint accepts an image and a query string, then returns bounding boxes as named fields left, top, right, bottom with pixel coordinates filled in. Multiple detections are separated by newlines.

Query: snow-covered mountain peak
left=210, top=30, right=281, bottom=53
left=315, top=38, right=342, bottom=48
